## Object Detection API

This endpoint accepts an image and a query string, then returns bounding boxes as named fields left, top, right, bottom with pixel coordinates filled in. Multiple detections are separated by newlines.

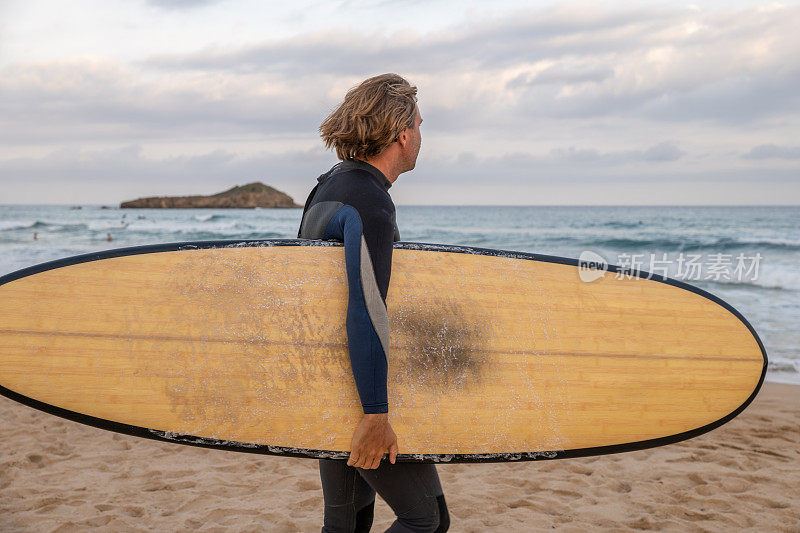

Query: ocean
left=1, top=204, right=797, bottom=384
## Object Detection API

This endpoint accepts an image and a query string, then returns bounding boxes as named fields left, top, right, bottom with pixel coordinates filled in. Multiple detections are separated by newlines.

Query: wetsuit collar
left=337, top=159, right=393, bottom=190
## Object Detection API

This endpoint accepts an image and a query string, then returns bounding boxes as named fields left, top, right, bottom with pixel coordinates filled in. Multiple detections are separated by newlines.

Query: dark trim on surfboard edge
left=0, top=238, right=769, bottom=463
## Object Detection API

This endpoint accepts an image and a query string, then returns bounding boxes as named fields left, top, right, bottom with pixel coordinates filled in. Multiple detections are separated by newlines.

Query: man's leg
left=319, top=459, right=377, bottom=533
left=357, top=462, right=449, bottom=533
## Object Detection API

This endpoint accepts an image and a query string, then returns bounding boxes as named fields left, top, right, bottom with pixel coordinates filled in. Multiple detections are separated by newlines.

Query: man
left=298, top=74, right=449, bottom=533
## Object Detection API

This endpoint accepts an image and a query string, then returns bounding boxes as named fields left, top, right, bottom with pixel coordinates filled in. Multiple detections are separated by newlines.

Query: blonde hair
left=320, top=73, right=418, bottom=161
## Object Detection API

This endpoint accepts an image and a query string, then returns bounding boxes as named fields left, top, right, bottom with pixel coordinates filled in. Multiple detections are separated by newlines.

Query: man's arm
left=322, top=205, right=392, bottom=413
left=321, top=203, right=398, bottom=468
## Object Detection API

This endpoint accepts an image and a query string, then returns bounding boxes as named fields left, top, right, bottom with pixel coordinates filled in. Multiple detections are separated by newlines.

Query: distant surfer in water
left=298, top=74, right=449, bottom=532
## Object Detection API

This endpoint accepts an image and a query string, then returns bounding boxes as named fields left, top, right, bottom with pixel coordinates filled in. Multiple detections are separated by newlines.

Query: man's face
left=401, top=108, right=423, bottom=172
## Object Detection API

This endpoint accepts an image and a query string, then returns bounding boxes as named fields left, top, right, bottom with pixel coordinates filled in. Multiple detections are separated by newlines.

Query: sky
left=0, top=0, right=798, bottom=205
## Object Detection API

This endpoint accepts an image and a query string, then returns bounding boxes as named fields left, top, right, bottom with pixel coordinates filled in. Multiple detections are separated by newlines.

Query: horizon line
left=1, top=203, right=799, bottom=208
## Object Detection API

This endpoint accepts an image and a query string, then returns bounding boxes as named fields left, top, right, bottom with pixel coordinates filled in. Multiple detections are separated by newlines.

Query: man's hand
left=347, top=413, right=399, bottom=470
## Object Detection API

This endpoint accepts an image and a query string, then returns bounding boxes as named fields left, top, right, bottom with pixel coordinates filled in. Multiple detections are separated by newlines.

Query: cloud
left=403, top=150, right=800, bottom=205
left=0, top=144, right=330, bottom=185
left=643, top=141, right=684, bottom=162
left=146, top=0, right=222, bottom=9
left=548, top=141, right=684, bottom=164
left=144, top=4, right=680, bottom=75
left=1, top=2, right=799, bottom=205
left=143, top=3, right=800, bottom=125
left=1, top=3, right=798, bottom=150
left=0, top=57, right=327, bottom=144
left=742, top=144, right=800, bottom=160
left=506, top=65, right=613, bottom=88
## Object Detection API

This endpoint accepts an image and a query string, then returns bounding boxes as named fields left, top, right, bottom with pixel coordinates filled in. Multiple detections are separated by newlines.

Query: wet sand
left=1, top=382, right=798, bottom=532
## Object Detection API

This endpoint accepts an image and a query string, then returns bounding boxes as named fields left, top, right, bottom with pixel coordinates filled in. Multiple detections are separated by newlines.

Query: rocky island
left=120, top=182, right=301, bottom=209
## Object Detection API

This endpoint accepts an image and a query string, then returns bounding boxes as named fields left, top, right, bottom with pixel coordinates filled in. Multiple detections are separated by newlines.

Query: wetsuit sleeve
left=360, top=207, right=395, bottom=302
left=322, top=205, right=394, bottom=414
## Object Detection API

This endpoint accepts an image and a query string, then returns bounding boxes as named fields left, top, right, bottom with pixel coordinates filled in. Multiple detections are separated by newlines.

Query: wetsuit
left=297, top=159, right=399, bottom=414
left=298, top=159, right=449, bottom=533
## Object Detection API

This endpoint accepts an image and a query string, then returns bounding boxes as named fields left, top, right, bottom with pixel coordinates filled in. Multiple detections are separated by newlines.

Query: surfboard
left=0, top=239, right=767, bottom=462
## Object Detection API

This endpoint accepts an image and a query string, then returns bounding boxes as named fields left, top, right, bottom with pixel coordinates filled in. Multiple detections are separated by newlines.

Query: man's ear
left=397, top=128, right=408, bottom=147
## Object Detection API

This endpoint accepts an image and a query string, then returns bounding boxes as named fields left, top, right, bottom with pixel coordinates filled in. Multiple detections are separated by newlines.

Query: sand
left=1, top=382, right=798, bottom=532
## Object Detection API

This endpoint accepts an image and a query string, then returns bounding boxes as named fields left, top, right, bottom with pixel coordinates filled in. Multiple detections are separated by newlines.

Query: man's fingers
left=347, top=450, right=359, bottom=467
left=360, top=454, right=371, bottom=469
left=368, top=455, right=380, bottom=470
left=389, top=443, right=398, bottom=464
left=360, top=451, right=376, bottom=470
left=353, top=450, right=380, bottom=470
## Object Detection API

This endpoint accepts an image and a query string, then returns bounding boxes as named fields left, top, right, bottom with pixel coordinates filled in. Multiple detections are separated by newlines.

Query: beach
left=0, top=382, right=797, bottom=532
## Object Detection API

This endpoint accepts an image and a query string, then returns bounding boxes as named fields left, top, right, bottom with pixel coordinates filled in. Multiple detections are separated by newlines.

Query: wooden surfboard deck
left=0, top=240, right=767, bottom=462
